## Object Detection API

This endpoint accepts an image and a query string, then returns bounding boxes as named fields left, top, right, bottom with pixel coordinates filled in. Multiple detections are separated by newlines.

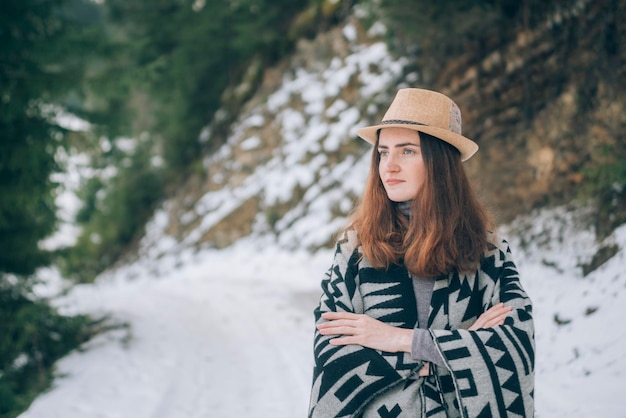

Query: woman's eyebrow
left=378, top=142, right=420, bottom=149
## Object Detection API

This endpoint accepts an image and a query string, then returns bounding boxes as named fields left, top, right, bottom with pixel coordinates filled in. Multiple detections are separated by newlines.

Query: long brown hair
left=348, top=131, right=492, bottom=277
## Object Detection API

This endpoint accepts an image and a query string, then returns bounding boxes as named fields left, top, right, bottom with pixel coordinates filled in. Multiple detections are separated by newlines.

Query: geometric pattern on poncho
left=309, top=231, right=535, bottom=418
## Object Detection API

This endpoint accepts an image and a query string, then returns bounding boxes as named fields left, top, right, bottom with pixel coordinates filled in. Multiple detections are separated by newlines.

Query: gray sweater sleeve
left=410, top=275, right=445, bottom=367
left=411, top=328, right=445, bottom=366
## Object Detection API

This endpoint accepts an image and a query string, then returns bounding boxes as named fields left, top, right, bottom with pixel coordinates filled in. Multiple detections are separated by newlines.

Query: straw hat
left=356, top=88, right=478, bottom=161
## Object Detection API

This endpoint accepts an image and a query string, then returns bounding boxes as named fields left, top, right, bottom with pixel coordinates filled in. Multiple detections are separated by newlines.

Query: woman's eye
left=403, top=148, right=415, bottom=155
left=379, top=150, right=388, bottom=157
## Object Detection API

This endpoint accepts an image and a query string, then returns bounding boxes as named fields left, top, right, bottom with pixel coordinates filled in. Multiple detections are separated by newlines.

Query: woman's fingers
left=483, top=304, right=512, bottom=320
left=317, top=319, right=355, bottom=329
left=317, top=311, right=412, bottom=352
left=317, top=323, right=358, bottom=336
left=469, top=303, right=513, bottom=330
left=483, top=303, right=510, bottom=318
left=321, top=311, right=360, bottom=321
left=317, top=312, right=363, bottom=336
left=317, top=313, right=361, bottom=335
left=417, top=362, right=431, bottom=377
left=329, top=336, right=358, bottom=346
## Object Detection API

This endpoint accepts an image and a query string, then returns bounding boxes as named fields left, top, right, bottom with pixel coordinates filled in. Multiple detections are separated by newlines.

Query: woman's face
left=378, top=127, right=427, bottom=202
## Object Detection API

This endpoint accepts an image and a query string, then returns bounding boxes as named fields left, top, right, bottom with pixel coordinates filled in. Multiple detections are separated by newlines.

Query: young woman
left=308, top=89, right=534, bottom=417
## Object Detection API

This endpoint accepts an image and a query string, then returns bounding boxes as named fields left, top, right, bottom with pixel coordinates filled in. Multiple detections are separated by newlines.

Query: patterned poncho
left=309, top=231, right=534, bottom=417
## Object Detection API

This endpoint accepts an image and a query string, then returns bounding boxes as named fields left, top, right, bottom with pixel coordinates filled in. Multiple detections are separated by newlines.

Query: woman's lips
left=385, top=178, right=404, bottom=186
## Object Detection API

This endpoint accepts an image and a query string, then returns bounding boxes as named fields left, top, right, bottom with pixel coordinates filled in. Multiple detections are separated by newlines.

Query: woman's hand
left=317, top=311, right=413, bottom=353
left=469, top=303, right=512, bottom=331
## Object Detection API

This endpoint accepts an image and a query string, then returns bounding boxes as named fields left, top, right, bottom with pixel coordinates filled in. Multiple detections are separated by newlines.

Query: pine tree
left=0, top=1, right=102, bottom=415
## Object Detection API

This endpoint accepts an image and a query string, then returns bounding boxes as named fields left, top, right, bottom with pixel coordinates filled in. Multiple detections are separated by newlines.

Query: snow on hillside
left=151, top=20, right=411, bottom=255
left=20, top=18, right=626, bottom=418
left=503, top=206, right=626, bottom=417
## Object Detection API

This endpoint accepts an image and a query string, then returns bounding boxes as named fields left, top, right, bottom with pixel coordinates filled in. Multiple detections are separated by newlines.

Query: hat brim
left=356, top=123, right=478, bottom=162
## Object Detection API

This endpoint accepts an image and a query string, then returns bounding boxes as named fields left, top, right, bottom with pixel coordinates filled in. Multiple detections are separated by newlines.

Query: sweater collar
left=396, top=200, right=412, bottom=217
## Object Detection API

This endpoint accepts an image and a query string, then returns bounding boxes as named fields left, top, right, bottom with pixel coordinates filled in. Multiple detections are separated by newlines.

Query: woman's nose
left=384, top=154, right=400, bottom=172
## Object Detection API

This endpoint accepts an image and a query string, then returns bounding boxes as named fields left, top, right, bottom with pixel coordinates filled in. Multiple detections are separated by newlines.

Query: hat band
left=380, top=119, right=427, bottom=127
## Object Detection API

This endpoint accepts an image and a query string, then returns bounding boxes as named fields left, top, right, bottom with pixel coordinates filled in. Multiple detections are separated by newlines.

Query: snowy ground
left=19, top=205, right=626, bottom=418
left=24, top=246, right=328, bottom=418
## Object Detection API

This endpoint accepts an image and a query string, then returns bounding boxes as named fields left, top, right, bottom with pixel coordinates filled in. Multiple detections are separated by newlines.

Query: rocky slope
left=137, top=1, right=625, bottom=259
left=431, top=0, right=626, bottom=223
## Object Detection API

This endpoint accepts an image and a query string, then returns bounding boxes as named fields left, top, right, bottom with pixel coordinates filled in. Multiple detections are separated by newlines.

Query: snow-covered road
left=21, top=250, right=324, bottom=418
